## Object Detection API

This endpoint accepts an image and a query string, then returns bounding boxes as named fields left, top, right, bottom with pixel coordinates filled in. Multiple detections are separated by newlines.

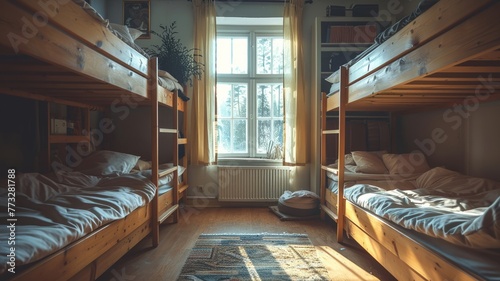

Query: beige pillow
left=351, top=151, right=388, bottom=174
left=382, top=152, right=430, bottom=175
left=134, top=159, right=151, bottom=171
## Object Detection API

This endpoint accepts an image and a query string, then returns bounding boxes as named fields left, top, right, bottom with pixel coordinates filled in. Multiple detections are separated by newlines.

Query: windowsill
left=217, top=158, right=283, bottom=166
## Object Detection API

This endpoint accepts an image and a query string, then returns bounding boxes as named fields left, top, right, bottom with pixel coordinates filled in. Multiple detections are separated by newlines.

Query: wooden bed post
left=320, top=92, right=327, bottom=220
left=336, top=65, right=348, bottom=243
left=149, top=57, right=160, bottom=247
left=172, top=87, right=179, bottom=223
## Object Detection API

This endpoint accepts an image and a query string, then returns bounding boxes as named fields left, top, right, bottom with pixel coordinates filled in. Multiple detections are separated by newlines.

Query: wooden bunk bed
left=0, top=1, right=185, bottom=280
left=320, top=0, right=500, bottom=280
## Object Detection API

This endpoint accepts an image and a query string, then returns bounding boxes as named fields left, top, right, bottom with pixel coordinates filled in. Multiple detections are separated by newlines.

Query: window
left=216, top=20, right=284, bottom=158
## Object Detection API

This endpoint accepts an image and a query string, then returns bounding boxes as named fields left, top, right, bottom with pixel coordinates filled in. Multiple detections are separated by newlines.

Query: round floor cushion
left=278, top=190, right=320, bottom=217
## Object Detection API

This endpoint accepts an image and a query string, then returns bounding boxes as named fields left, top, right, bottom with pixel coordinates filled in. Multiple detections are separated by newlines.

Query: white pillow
left=382, top=151, right=430, bottom=175
left=75, top=150, right=140, bottom=176
left=158, top=70, right=179, bottom=82
left=109, top=23, right=136, bottom=45
left=325, top=72, right=338, bottom=84
left=128, top=27, right=143, bottom=40
left=351, top=151, right=388, bottom=174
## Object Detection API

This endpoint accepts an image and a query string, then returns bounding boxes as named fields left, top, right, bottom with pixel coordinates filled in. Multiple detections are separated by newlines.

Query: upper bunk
left=325, top=0, right=500, bottom=112
left=0, top=0, right=184, bottom=111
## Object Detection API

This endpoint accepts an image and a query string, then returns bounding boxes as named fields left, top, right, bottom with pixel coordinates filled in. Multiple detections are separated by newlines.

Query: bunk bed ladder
left=320, top=66, right=347, bottom=243
left=336, top=66, right=348, bottom=243
left=150, top=57, right=160, bottom=247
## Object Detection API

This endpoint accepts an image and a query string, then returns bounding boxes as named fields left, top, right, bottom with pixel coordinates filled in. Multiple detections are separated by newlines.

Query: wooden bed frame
left=0, top=1, right=183, bottom=280
left=320, top=0, right=500, bottom=280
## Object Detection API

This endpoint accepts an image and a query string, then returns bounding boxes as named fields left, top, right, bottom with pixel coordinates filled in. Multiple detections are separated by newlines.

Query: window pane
left=217, top=120, right=231, bottom=153
left=273, top=120, right=283, bottom=145
left=217, top=38, right=232, bottom=74
left=272, top=84, right=283, bottom=117
left=232, top=84, right=247, bottom=118
left=217, top=37, right=248, bottom=74
left=257, top=120, right=271, bottom=153
left=232, top=38, right=248, bottom=74
left=272, top=38, right=284, bottom=74
left=233, top=120, right=247, bottom=152
left=217, top=83, right=247, bottom=118
left=257, top=37, right=283, bottom=75
left=217, top=84, right=232, bottom=117
left=256, top=37, right=272, bottom=74
left=256, top=84, right=272, bottom=117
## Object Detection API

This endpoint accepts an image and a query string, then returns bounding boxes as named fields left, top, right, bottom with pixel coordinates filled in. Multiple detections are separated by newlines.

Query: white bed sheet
left=0, top=171, right=156, bottom=274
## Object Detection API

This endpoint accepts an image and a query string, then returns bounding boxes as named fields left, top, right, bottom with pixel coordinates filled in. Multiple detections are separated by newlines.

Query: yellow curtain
left=283, top=0, right=307, bottom=165
left=190, top=0, right=217, bottom=165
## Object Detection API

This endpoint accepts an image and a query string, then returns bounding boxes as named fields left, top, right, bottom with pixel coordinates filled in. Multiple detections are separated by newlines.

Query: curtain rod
left=188, top=0, right=313, bottom=3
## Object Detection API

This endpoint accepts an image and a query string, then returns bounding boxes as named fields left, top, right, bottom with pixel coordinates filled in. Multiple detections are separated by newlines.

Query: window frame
left=216, top=24, right=284, bottom=159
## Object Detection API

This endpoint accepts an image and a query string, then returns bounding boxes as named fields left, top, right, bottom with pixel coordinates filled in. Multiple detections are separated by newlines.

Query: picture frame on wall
left=123, top=1, right=150, bottom=39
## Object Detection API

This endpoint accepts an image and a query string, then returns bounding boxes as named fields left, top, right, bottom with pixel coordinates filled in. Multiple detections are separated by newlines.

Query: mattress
left=344, top=167, right=500, bottom=249
left=0, top=171, right=156, bottom=274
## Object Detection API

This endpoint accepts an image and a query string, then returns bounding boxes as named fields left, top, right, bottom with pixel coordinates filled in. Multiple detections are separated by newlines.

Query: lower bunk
left=332, top=166, right=500, bottom=281
left=0, top=151, right=181, bottom=281
left=346, top=202, right=499, bottom=281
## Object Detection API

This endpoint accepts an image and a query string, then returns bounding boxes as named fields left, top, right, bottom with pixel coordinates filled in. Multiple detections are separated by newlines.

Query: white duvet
left=0, top=171, right=156, bottom=274
left=345, top=167, right=500, bottom=248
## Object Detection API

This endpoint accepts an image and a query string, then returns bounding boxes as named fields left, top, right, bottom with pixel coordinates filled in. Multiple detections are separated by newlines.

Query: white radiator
left=218, top=166, right=291, bottom=202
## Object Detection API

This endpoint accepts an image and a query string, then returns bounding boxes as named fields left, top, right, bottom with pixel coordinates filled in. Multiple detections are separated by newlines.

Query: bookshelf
left=313, top=17, right=391, bottom=95
left=45, top=101, right=91, bottom=172
left=310, top=15, right=391, bottom=195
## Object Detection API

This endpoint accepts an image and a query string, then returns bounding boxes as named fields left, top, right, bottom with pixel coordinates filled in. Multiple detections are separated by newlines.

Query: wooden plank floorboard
left=96, top=207, right=397, bottom=281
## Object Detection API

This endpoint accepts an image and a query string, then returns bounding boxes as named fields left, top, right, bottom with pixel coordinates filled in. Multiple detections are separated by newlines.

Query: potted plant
left=146, top=22, right=204, bottom=88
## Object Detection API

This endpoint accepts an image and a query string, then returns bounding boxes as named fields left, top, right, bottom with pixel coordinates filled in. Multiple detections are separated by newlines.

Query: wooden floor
left=96, top=207, right=397, bottom=281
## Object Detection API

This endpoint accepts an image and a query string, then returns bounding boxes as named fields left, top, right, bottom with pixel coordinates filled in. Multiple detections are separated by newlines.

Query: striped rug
left=177, top=233, right=330, bottom=281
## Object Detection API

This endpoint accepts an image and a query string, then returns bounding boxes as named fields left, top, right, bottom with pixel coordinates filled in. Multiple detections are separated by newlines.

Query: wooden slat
left=159, top=128, right=178, bottom=134
left=320, top=204, right=338, bottom=221
left=178, top=184, right=189, bottom=194
left=49, top=135, right=90, bottom=144
left=349, top=2, right=500, bottom=103
left=322, top=129, right=339, bottom=135
left=346, top=220, right=427, bottom=281
left=94, top=220, right=151, bottom=278
left=0, top=1, right=148, bottom=99
left=159, top=167, right=177, bottom=178
left=16, top=0, right=148, bottom=76
left=0, top=88, right=104, bottom=110
left=326, top=93, right=340, bottom=111
left=321, top=165, right=338, bottom=175
left=11, top=205, right=151, bottom=281
left=158, top=204, right=179, bottom=224
left=345, top=202, right=481, bottom=281
left=347, top=0, right=493, bottom=85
